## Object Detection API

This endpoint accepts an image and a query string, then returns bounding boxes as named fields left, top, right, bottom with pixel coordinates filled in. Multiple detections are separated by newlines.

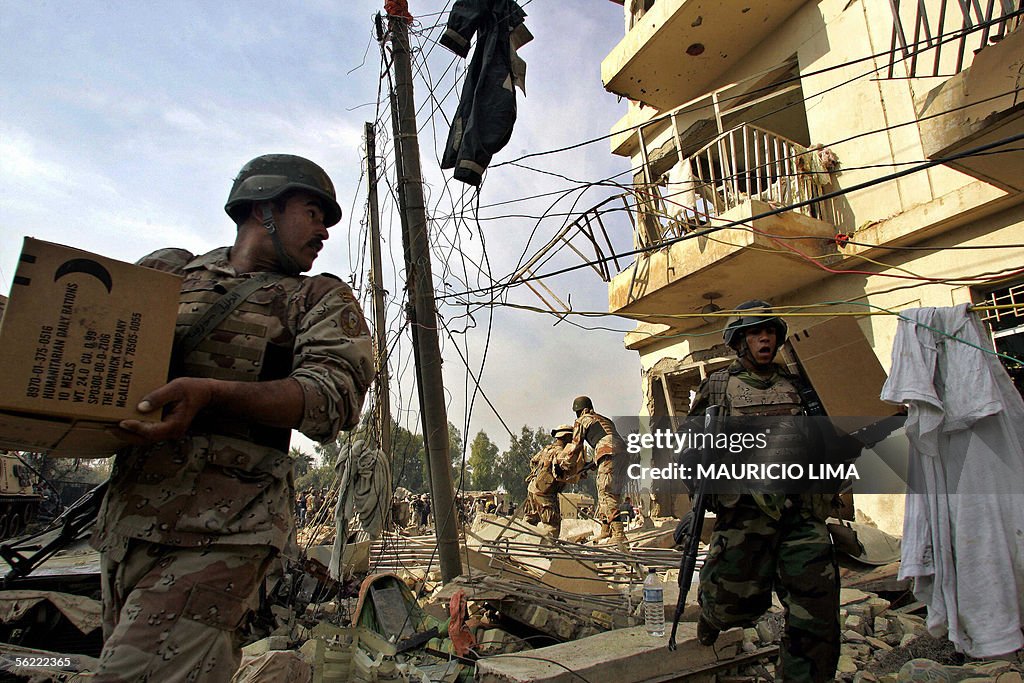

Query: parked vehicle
left=0, top=452, right=43, bottom=538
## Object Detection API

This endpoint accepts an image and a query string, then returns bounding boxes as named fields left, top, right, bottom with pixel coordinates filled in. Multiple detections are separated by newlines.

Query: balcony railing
left=887, top=0, right=1023, bottom=78
left=635, top=124, right=840, bottom=249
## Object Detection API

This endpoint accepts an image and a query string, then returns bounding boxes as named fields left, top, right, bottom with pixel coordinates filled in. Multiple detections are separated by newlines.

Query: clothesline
left=618, top=303, right=1022, bottom=364
left=536, top=304, right=1019, bottom=319
left=703, top=304, right=1017, bottom=317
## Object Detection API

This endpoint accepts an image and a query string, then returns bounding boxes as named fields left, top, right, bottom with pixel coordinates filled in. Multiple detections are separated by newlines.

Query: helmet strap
left=260, top=204, right=302, bottom=276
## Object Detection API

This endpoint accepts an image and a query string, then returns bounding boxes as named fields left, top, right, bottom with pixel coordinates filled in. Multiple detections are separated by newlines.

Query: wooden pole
left=385, top=11, right=462, bottom=581
left=364, top=122, right=393, bottom=457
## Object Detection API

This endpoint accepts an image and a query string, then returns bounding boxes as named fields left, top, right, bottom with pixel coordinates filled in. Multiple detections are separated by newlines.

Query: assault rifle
left=1, top=481, right=107, bottom=584
left=667, top=404, right=721, bottom=651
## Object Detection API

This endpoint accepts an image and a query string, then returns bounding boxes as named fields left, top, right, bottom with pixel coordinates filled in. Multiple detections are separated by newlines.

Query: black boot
left=697, top=614, right=720, bottom=646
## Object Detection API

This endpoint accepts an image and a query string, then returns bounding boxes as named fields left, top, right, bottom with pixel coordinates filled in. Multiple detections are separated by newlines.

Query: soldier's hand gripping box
left=0, top=238, right=180, bottom=456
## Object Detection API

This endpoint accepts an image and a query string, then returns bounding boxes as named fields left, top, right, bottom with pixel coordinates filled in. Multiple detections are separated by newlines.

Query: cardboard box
left=0, top=238, right=180, bottom=456
left=789, top=316, right=898, bottom=424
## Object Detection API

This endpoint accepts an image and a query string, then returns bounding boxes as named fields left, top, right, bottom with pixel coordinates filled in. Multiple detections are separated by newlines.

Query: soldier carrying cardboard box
left=89, top=155, right=373, bottom=681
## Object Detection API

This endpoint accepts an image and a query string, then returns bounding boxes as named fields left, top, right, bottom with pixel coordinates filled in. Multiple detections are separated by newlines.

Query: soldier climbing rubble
left=87, top=154, right=373, bottom=681
left=523, top=424, right=586, bottom=539
left=569, top=395, right=630, bottom=547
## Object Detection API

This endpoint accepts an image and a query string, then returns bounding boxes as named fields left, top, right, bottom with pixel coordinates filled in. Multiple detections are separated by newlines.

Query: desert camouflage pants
left=524, top=490, right=561, bottom=537
left=93, top=540, right=274, bottom=682
left=596, top=455, right=628, bottom=525
left=699, top=498, right=839, bottom=683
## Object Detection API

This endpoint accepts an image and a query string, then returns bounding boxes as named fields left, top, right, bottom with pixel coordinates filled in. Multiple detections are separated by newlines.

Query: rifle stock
left=667, top=404, right=720, bottom=651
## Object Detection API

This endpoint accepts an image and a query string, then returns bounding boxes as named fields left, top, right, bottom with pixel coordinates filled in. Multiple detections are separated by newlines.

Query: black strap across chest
left=177, top=272, right=277, bottom=357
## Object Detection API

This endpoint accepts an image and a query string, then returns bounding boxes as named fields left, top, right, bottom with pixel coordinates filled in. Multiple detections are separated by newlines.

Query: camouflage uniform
left=524, top=441, right=577, bottom=537
left=90, top=247, right=372, bottom=681
left=689, top=360, right=839, bottom=683
left=572, top=410, right=627, bottom=526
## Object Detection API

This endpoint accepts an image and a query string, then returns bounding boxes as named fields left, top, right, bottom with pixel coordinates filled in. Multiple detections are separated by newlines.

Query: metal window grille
left=978, top=281, right=1024, bottom=326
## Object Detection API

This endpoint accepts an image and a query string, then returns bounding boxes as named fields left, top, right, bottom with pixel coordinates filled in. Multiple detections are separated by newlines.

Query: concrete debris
left=558, top=517, right=602, bottom=543
left=4, top=502, right=1022, bottom=682
left=232, top=649, right=312, bottom=683
left=668, top=575, right=1023, bottom=683
left=841, top=559, right=913, bottom=595
left=308, top=540, right=371, bottom=580
left=621, top=516, right=691, bottom=549
left=475, top=624, right=748, bottom=683
left=893, top=658, right=1022, bottom=682
left=432, top=573, right=635, bottom=641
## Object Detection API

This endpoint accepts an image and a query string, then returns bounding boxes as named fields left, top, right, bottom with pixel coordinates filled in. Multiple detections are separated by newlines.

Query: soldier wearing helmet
left=91, top=155, right=372, bottom=680
left=687, top=300, right=840, bottom=682
left=523, top=424, right=584, bottom=539
left=224, top=154, right=344, bottom=276
left=722, top=299, right=788, bottom=371
left=570, top=396, right=629, bottom=547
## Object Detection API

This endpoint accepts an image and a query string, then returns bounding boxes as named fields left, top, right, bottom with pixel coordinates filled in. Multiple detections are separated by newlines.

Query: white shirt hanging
left=881, top=304, right=1024, bottom=657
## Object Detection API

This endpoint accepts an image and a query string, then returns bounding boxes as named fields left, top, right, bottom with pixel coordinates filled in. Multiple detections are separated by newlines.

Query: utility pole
left=364, top=121, right=392, bottom=457
left=385, top=11, right=462, bottom=581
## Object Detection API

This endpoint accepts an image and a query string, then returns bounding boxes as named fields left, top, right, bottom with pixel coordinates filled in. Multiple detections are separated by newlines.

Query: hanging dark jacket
left=440, top=0, right=531, bottom=186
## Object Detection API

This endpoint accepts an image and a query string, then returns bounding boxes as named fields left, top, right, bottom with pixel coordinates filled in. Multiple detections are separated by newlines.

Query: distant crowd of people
left=294, top=487, right=338, bottom=528
left=292, top=483, right=634, bottom=535
left=294, top=486, right=533, bottom=532
left=386, top=490, right=522, bottom=531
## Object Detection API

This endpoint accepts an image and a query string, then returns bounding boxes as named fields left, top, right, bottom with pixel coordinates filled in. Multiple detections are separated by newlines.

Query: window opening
left=977, top=280, right=1024, bottom=398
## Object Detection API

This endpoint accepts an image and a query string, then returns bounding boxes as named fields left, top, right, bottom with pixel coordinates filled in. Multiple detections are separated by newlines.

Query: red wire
left=755, top=223, right=1024, bottom=283
left=652, top=190, right=1020, bottom=284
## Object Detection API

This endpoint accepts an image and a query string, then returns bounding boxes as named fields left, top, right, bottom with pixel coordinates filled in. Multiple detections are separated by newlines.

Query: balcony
left=601, top=0, right=805, bottom=110
left=609, top=124, right=840, bottom=335
left=917, top=25, right=1024, bottom=193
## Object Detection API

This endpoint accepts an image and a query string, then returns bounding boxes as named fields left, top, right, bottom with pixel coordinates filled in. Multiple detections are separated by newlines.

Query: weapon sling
left=177, top=272, right=276, bottom=356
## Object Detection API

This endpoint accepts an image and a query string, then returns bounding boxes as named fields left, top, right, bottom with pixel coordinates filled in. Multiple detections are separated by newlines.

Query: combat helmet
left=225, top=154, right=342, bottom=227
left=722, top=300, right=788, bottom=349
left=550, top=424, right=574, bottom=439
left=572, top=396, right=593, bottom=413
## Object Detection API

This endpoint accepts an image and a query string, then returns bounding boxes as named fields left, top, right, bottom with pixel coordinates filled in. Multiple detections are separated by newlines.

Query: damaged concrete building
left=600, top=0, right=1024, bottom=535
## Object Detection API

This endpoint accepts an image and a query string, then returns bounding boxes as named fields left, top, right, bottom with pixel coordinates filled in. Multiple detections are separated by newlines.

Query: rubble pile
left=234, top=574, right=480, bottom=683
left=722, top=587, right=1024, bottom=682
left=4, top=507, right=1023, bottom=682
left=227, top=515, right=669, bottom=682
left=234, top=623, right=469, bottom=683
left=433, top=573, right=635, bottom=641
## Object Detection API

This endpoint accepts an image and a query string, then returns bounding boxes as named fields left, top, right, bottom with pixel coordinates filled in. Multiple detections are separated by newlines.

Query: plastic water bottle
left=644, top=568, right=665, bottom=637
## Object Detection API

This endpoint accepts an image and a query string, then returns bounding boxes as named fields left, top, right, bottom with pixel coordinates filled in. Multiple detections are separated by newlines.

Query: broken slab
left=231, top=650, right=311, bottom=683
left=840, top=561, right=910, bottom=594
left=559, top=517, right=601, bottom=543
left=306, top=540, right=370, bottom=578
left=475, top=624, right=744, bottom=683
left=646, top=569, right=700, bottom=623
left=466, top=516, right=619, bottom=596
